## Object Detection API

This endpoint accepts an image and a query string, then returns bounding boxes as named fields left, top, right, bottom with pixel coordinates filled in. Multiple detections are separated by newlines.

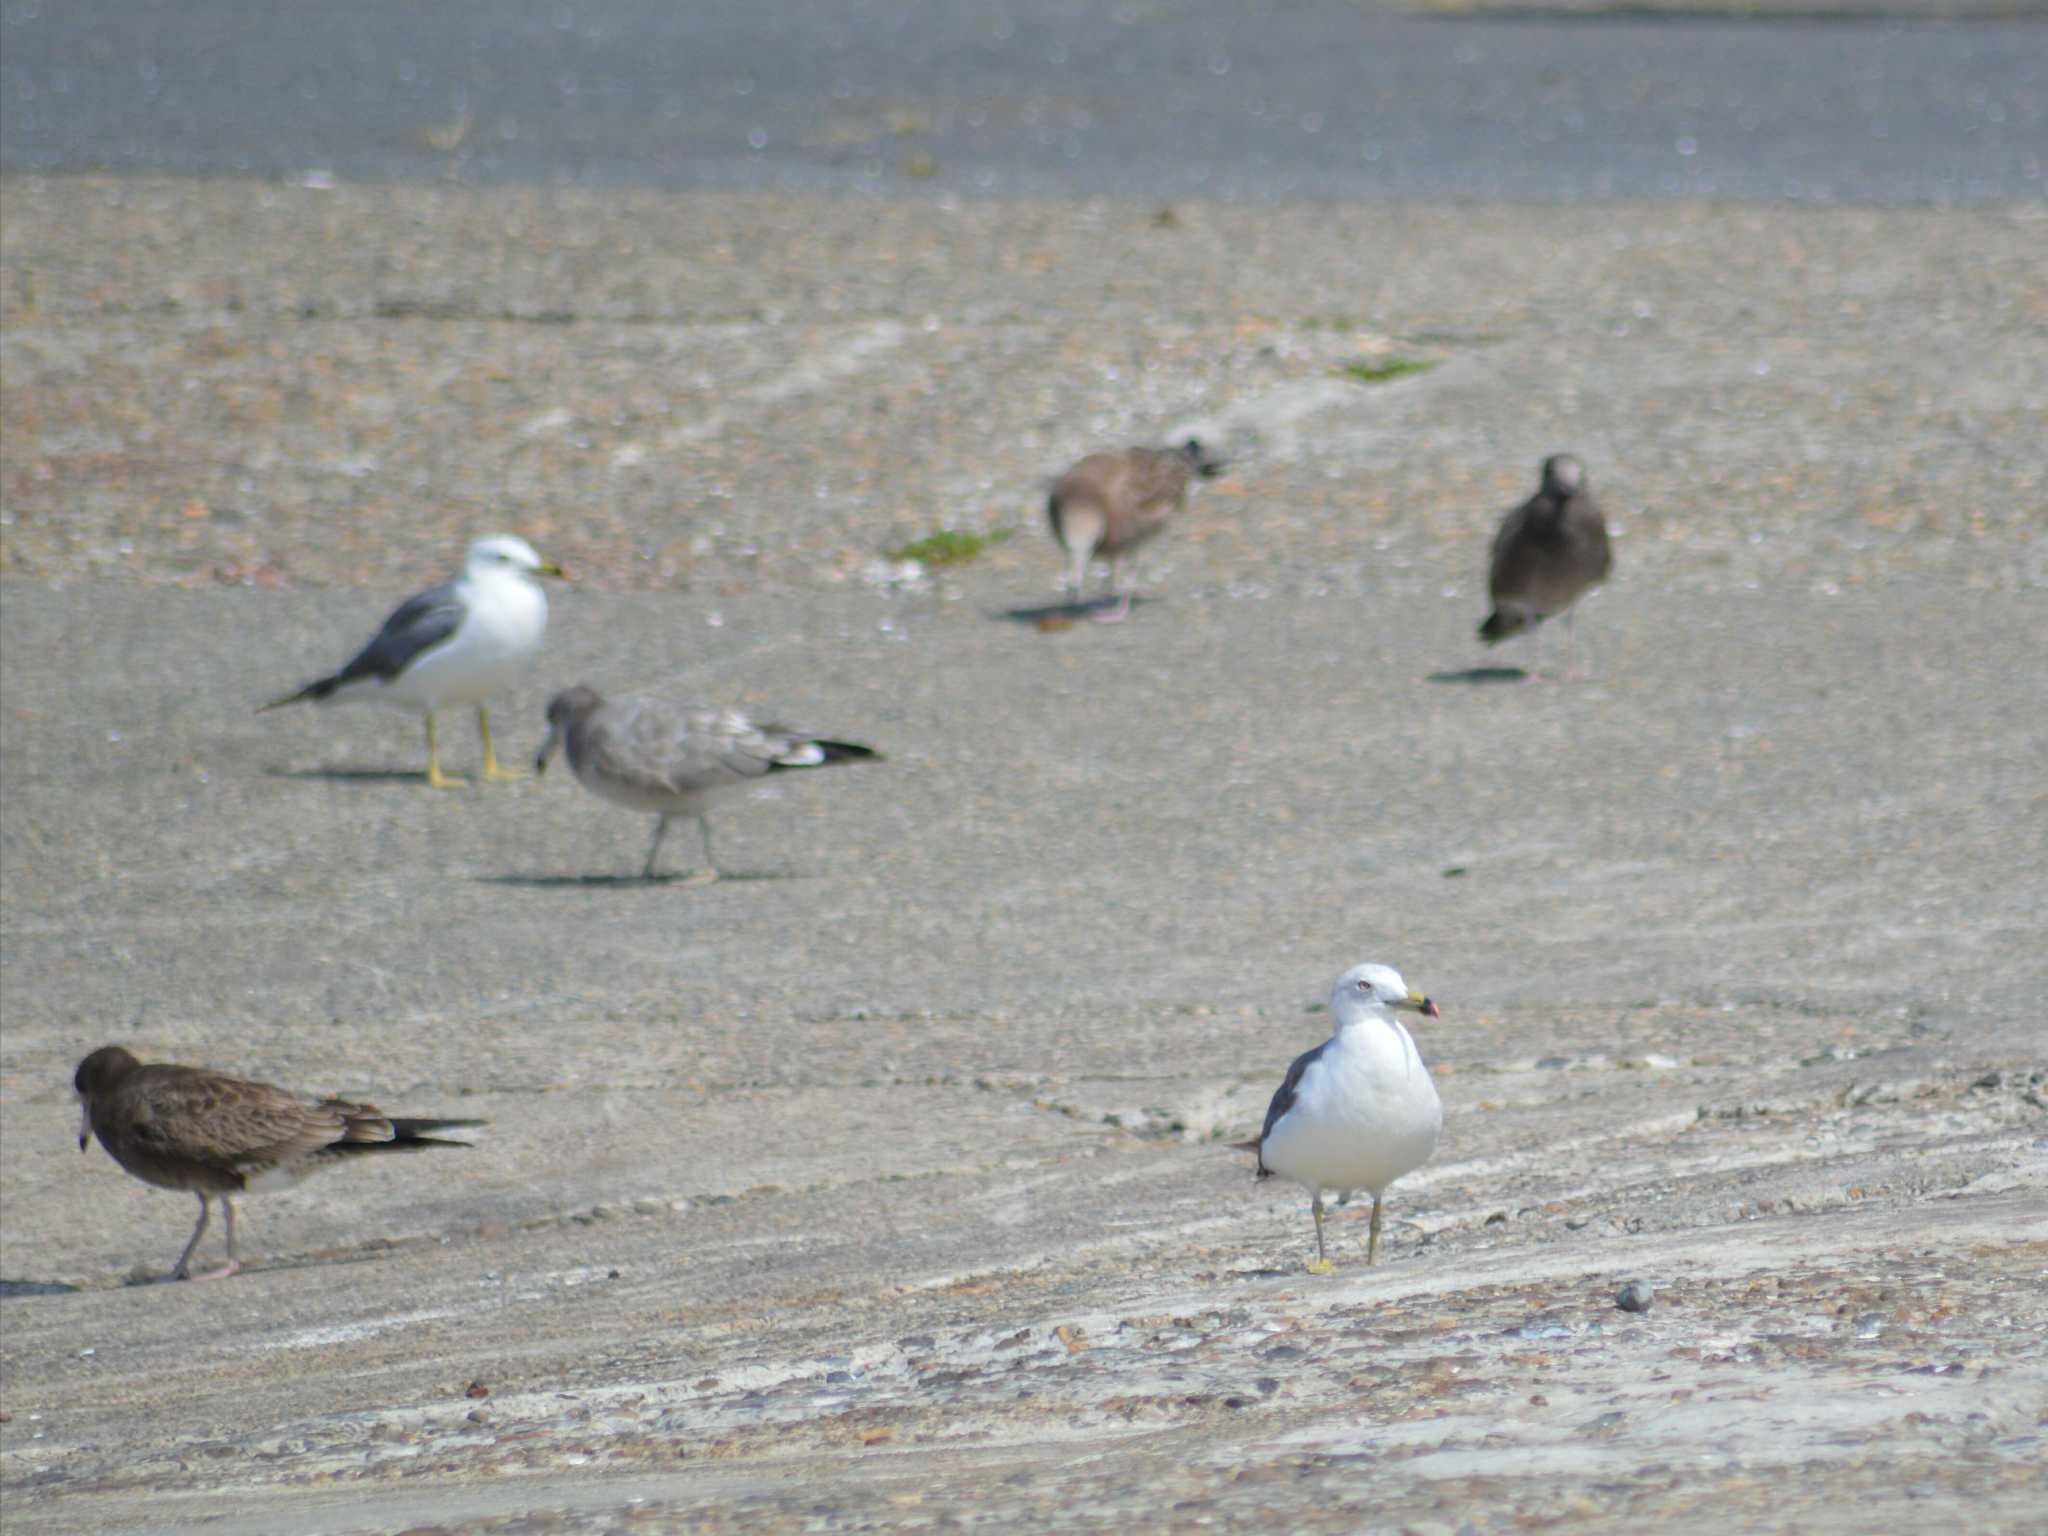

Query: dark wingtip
left=1477, top=612, right=1511, bottom=644
left=815, top=741, right=882, bottom=765
left=259, top=677, right=335, bottom=712
left=1181, top=437, right=1228, bottom=478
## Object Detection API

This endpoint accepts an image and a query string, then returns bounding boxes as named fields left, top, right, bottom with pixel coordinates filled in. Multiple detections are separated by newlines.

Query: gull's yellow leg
left=1367, top=1193, right=1384, bottom=1266
left=1305, top=1192, right=1336, bottom=1274
left=423, top=712, right=467, bottom=789
left=477, top=706, right=526, bottom=782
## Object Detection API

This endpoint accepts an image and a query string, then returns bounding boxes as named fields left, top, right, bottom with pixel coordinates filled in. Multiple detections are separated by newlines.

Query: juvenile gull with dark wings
left=536, top=684, right=881, bottom=881
left=74, top=1045, right=484, bottom=1281
left=1478, top=454, right=1612, bottom=676
left=1047, top=438, right=1225, bottom=621
left=262, top=534, right=564, bottom=787
left=1238, top=963, right=1444, bottom=1272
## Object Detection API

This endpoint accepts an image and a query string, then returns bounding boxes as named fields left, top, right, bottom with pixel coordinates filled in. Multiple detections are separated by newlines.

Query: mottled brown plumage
left=1048, top=438, right=1224, bottom=620
left=536, top=685, right=881, bottom=880
left=74, top=1045, right=483, bottom=1281
left=1479, top=454, right=1613, bottom=673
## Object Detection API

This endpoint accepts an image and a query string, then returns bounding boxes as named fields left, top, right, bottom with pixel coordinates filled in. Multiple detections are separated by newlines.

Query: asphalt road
left=4, top=0, right=2045, bottom=202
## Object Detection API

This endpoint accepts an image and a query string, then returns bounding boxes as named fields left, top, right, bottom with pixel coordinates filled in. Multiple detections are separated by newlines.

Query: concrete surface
left=2, top=177, right=2046, bottom=1531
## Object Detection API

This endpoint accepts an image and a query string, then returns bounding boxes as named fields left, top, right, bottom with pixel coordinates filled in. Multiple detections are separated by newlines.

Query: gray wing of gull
left=585, top=700, right=806, bottom=801
left=1488, top=493, right=1611, bottom=612
left=1255, top=1040, right=1328, bottom=1166
left=335, top=581, right=467, bottom=685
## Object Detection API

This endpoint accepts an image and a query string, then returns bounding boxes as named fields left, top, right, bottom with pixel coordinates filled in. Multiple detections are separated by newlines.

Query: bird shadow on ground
left=110, top=1248, right=416, bottom=1287
left=266, top=766, right=433, bottom=786
left=994, top=595, right=1152, bottom=626
left=0, top=1278, right=82, bottom=1299
left=1426, top=665, right=1529, bottom=685
left=475, top=871, right=798, bottom=890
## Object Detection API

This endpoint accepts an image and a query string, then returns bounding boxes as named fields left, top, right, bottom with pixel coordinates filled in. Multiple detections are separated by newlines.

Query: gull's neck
left=1333, top=1001, right=1394, bottom=1033
left=468, top=561, right=531, bottom=588
left=1331, top=1006, right=1421, bottom=1069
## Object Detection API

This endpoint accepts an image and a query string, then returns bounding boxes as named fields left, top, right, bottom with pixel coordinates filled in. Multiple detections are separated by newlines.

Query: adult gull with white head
left=262, top=534, right=564, bottom=787
left=1239, top=962, right=1445, bottom=1272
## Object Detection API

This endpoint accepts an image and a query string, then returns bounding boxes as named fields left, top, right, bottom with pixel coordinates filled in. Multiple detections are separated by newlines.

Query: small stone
left=465, top=1381, right=490, bottom=1399
left=1616, top=1281, right=1654, bottom=1313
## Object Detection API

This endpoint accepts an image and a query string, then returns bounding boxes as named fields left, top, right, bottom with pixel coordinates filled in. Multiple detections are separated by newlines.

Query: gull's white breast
left=383, top=569, right=548, bottom=711
left=1262, top=1019, right=1443, bottom=1196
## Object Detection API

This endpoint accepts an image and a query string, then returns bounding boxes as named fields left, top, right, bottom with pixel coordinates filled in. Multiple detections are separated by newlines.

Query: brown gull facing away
left=75, top=1045, right=484, bottom=1281
left=536, top=684, right=881, bottom=881
left=1478, top=454, right=1612, bottom=676
left=1047, top=439, right=1225, bottom=621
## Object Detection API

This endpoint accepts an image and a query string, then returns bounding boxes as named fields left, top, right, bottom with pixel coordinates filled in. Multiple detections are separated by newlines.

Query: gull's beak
left=1397, top=990, right=1441, bottom=1019
left=535, top=558, right=566, bottom=579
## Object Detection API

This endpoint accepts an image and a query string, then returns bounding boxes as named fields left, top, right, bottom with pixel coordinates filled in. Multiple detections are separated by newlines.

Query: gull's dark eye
left=1356, top=978, right=1371, bottom=991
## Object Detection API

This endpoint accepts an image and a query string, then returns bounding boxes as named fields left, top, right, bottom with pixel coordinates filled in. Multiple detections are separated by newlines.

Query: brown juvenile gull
left=1236, top=963, right=1444, bottom=1273
left=536, top=684, right=882, bottom=881
left=74, top=1045, right=484, bottom=1282
left=262, top=534, right=565, bottom=787
left=1047, top=438, right=1225, bottom=621
left=1477, top=454, right=1613, bottom=677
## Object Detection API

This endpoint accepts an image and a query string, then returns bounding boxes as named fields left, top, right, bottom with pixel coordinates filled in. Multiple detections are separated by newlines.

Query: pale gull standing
left=1238, top=962, right=1444, bottom=1272
left=1047, top=439, right=1225, bottom=621
left=74, top=1045, right=484, bottom=1282
left=262, top=534, right=564, bottom=787
left=1478, top=454, right=1613, bottom=678
left=535, top=684, right=881, bottom=881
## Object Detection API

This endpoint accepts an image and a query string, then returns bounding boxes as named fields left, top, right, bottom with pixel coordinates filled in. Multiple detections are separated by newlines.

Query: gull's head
left=467, top=534, right=565, bottom=581
left=1330, top=962, right=1439, bottom=1027
left=74, top=1044, right=142, bottom=1149
left=536, top=684, right=605, bottom=773
left=1540, top=454, right=1586, bottom=497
